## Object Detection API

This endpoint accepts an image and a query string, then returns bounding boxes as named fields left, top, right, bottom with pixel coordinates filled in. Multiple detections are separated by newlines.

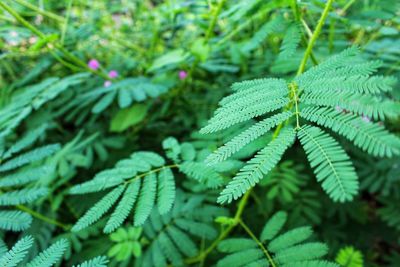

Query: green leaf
left=157, top=168, right=176, bottom=214
left=110, top=104, right=148, bottom=132
left=191, top=38, right=210, bottom=62
left=336, top=247, right=363, bottom=267
left=297, top=125, right=359, bottom=202
left=260, top=211, right=287, bottom=242
left=148, top=49, right=189, bottom=72
left=72, top=185, right=125, bottom=232
left=0, top=235, right=33, bottom=267
left=104, top=181, right=141, bottom=233
left=0, top=211, right=32, bottom=232
left=217, top=127, right=296, bottom=204
left=134, top=173, right=157, bottom=226
left=26, top=239, right=69, bottom=267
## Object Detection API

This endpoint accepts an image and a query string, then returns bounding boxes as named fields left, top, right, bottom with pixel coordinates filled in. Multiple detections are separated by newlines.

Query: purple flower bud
left=88, top=59, right=100, bottom=70
left=108, top=70, right=118, bottom=79
left=178, top=70, right=188, bottom=80
left=104, top=80, right=112, bottom=87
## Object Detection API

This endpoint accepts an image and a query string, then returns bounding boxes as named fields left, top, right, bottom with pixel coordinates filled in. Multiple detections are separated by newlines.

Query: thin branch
left=239, top=219, right=277, bottom=267
left=16, top=204, right=71, bottom=231
left=11, top=0, right=65, bottom=22
left=297, top=0, right=334, bottom=75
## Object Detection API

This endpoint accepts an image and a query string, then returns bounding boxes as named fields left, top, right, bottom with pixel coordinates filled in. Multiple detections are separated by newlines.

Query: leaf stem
left=11, top=0, right=66, bottom=23
left=290, top=82, right=301, bottom=129
left=297, top=0, right=334, bottom=75
left=124, top=164, right=179, bottom=184
left=238, top=219, right=277, bottom=267
left=205, top=0, right=227, bottom=40
left=16, top=204, right=71, bottom=230
left=185, top=190, right=251, bottom=264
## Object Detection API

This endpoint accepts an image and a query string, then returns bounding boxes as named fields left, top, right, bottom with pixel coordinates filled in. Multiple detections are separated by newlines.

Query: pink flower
left=178, top=70, right=188, bottom=80
left=29, top=37, right=37, bottom=44
left=104, top=80, right=112, bottom=87
left=88, top=59, right=100, bottom=70
left=108, top=70, right=118, bottom=79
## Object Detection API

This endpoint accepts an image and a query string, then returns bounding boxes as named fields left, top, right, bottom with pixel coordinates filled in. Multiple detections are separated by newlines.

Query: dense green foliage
left=1, top=0, right=400, bottom=266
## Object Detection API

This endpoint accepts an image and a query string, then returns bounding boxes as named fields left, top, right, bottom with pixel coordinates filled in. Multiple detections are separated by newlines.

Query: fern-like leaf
left=104, top=181, right=140, bottom=233
left=134, top=173, right=157, bottom=226
left=217, top=211, right=337, bottom=267
left=0, top=165, right=52, bottom=187
left=26, top=239, right=69, bottom=267
left=297, top=125, right=359, bottom=202
left=218, top=127, right=296, bottom=204
left=1, top=124, right=47, bottom=160
left=0, top=144, right=60, bottom=172
left=72, top=185, right=125, bottom=232
left=300, top=106, right=400, bottom=157
left=200, top=78, right=288, bottom=134
left=242, top=16, right=284, bottom=52
left=300, top=90, right=400, bottom=120
left=0, top=239, right=7, bottom=258
left=335, top=246, right=363, bottom=267
left=0, top=235, right=33, bottom=267
left=0, top=210, right=32, bottom=231
left=274, top=243, right=329, bottom=264
left=260, top=211, right=288, bottom=242
left=277, top=23, right=301, bottom=60
left=179, top=161, right=224, bottom=188
left=268, top=226, right=313, bottom=253
left=206, top=111, right=293, bottom=164
left=157, top=168, right=176, bottom=214
left=71, top=151, right=176, bottom=232
left=302, top=75, right=396, bottom=95
left=137, top=193, right=226, bottom=267
left=202, top=98, right=289, bottom=134
left=72, top=256, right=109, bottom=267
left=0, top=187, right=48, bottom=206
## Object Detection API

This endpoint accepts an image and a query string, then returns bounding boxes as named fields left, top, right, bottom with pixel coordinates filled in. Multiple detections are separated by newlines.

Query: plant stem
left=205, top=0, right=227, bottom=40
left=290, top=83, right=300, bottom=129
left=0, top=1, right=45, bottom=38
left=187, top=0, right=226, bottom=81
left=60, top=0, right=73, bottom=44
left=11, top=0, right=66, bottom=22
left=125, top=164, right=179, bottom=184
left=239, top=219, right=276, bottom=267
left=186, top=190, right=251, bottom=264
left=341, top=0, right=356, bottom=14
left=16, top=204, right=71, bottom=230
left=297, top=0, right=334, bottom=75
left=291, top=0, right=318, bottom=65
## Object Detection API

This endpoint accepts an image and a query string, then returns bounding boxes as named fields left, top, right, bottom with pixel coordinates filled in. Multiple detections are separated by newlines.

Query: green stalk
left=11, top=0, right=65, bottom=22
left=17, top=204, right=71, bottom=230
left=297, top=0, right=334, bottom=75
left=239, top=220, right=276, bottom=267
left=60, top=0, right=73, bottom=44
left=205, top=0, right=227, bottom=40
